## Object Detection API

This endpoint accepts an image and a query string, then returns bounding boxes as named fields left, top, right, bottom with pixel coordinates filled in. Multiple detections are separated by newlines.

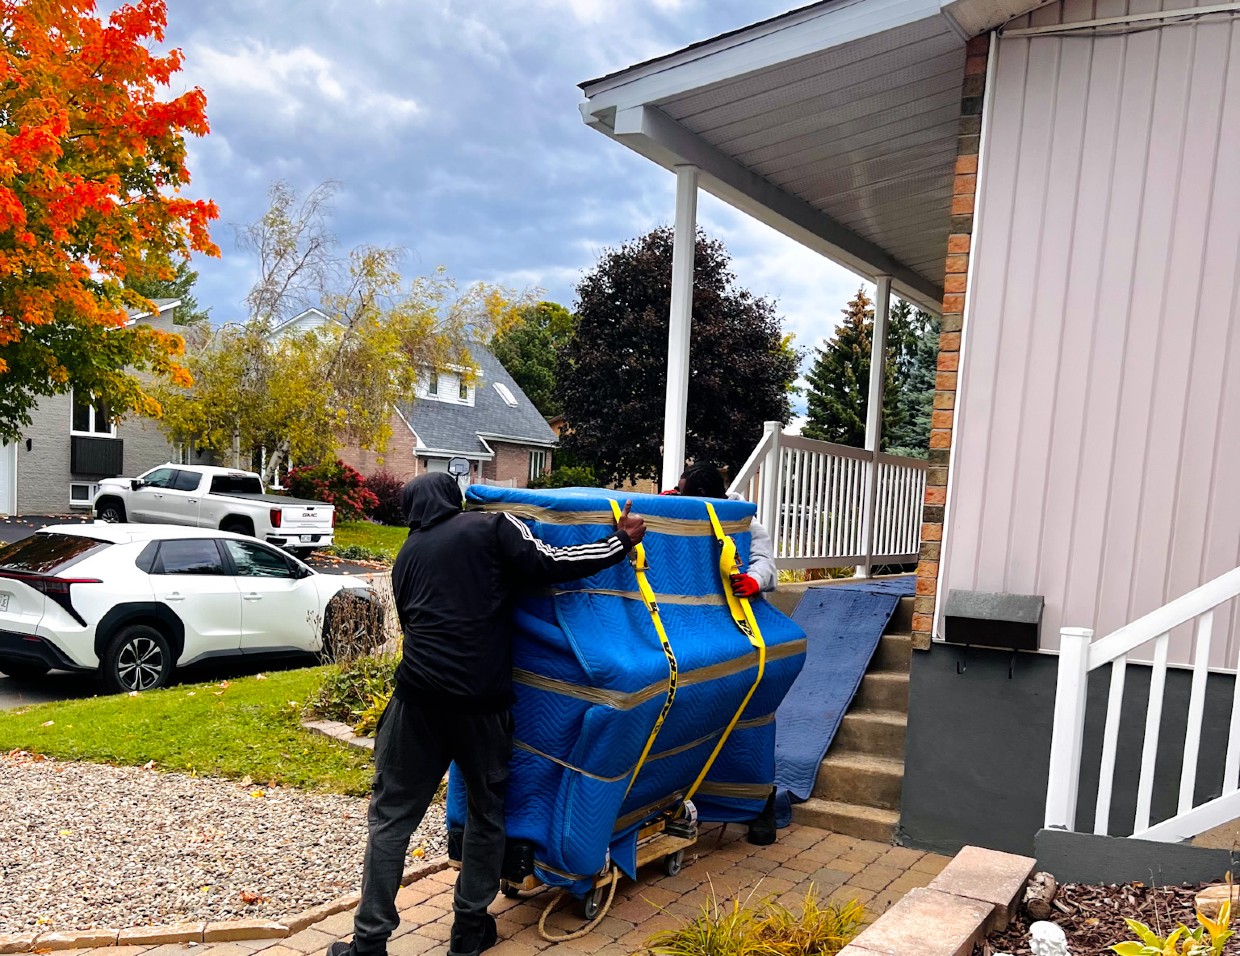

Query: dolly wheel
left=501, top=880, right=521, bottom=900
left=581, top=885, right=607, bottom=920
left=664, top=850, right=684, bottom=877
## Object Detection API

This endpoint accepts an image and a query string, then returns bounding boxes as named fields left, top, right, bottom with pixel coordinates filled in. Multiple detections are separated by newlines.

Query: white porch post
left=859, top=274, right=892, bottom=576
left=661, top=165, right=699, bottom=491
left=1045, top=627, right=1094, bottom=831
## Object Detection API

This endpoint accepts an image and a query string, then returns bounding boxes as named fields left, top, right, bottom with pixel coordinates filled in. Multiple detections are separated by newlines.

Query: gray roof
left=397, top=344, right=557, bottom=457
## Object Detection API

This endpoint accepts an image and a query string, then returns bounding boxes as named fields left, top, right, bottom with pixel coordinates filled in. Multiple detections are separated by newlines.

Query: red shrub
left=286, top=460, right=379, bottom=522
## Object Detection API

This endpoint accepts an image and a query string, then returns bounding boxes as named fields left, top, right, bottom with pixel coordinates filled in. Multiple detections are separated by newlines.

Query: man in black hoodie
left=329, top=473, right=645, bottom=956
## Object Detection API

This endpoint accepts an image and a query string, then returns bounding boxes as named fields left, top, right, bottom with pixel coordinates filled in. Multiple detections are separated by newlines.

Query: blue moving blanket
left=445, top=486, right=807, bottom=896
left=773, top=577, right=914, bottom=819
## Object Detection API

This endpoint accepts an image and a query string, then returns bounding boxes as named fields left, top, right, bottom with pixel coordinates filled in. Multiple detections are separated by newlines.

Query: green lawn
left=330, top=521, right=407, bottom=562
left=0, top=667, right=375, bottom=795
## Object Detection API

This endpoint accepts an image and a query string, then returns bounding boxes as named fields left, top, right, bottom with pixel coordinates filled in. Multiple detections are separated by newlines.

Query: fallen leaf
left=213, top=691, right=224, bottom=696
left=41, top=720, right=53, bottom=727
left=58, top=829, right=72, bottom=837
left=240, top=775, right=253, bottom=787
left=142, top=760, right=156, bottom=770
left=255, top=673, right=267, bottom=680
left=218, top=680, right=230, bottom=688
left=128, top=691, right=138, bottom=697
left=239, top=890, right=267, bottom=905
left=186, top=691, right=196, bottom=697
left=250, top=789, right=266, bottom=798
left=412, top=847, right=424, bottom=858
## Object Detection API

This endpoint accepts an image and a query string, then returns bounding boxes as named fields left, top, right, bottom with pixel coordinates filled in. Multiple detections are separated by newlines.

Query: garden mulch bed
left=977, top=881, right=1239, bottom=955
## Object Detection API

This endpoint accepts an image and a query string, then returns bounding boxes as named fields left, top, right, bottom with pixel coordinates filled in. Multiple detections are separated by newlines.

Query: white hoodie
left=726, top=492, right=777, bottom=593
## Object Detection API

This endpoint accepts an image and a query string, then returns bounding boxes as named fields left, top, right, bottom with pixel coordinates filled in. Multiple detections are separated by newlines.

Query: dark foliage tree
left=489, top=300, right=575, bottom=418
left=557, top=227, right=800, bottom=484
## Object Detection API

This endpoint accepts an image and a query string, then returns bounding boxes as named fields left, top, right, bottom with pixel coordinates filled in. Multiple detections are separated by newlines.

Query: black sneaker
left=447, top=913, right=497, bottom=956
left=326, top=941, right=385, bottom=956
left=747, top=788, right=778, bottom=846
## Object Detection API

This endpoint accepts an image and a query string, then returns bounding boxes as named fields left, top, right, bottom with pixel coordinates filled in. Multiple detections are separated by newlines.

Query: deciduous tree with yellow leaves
left=0, top=0, right=219, bottom=441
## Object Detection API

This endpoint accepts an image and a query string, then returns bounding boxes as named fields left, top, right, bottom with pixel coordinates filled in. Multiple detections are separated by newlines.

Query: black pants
left=352, top=696, right=511, bottom=955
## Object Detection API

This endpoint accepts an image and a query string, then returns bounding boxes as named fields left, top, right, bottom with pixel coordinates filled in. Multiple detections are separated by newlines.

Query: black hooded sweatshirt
left=391, top=473, right=634, bottom=713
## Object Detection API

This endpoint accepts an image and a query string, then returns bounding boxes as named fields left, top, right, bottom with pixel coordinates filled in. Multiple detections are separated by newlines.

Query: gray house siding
left=14, top=391, right=176, bottom=514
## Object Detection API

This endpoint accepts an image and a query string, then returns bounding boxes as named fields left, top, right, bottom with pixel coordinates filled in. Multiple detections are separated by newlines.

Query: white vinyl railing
left=1045, top=566, right=1240, bottom=842
left=728, top=420, right=927, bottom=573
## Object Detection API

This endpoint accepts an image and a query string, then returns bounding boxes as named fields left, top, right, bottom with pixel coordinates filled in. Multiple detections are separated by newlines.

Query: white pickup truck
left=92, top=464, right=335, bottom=557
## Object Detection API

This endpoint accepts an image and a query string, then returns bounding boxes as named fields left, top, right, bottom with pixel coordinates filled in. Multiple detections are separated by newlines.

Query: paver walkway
left=73, top=824, right=949, bottom=956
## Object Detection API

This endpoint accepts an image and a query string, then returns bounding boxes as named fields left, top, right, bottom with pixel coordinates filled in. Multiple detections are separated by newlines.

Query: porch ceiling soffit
left=580, top=0, right=1047, bottom=315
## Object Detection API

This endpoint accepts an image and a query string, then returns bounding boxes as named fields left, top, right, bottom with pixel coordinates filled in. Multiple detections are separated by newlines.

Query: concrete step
left=814, top=753, right=904, bottom=811
left=854, top=670, right=910, bottom=712
left=792, top=797, right=899, bottom=844
left=873, top=632, right=913, bottom=672
left=832, top=710, right=907, bottom=760
left=886, top=594, right=914, bottom=634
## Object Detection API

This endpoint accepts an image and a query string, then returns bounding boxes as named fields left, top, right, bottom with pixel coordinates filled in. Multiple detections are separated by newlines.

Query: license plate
left=300, top=535, right=314, bottom=543
left=0, top=593, right=8, bottom=612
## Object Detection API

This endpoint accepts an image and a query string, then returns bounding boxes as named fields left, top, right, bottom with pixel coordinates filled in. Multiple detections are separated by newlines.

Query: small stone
left=203, top=920, right=290, bottom=942
left=1196, top=884, right=1240, bottom=920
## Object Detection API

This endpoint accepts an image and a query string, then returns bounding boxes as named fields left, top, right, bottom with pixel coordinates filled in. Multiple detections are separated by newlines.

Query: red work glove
left=660, top=488, right=680, bottom=496
left=731, top=573, right=760, bottom=599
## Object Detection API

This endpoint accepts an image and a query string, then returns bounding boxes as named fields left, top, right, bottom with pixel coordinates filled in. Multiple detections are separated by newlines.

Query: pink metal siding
left=942, top=0, right=1240, bottom=666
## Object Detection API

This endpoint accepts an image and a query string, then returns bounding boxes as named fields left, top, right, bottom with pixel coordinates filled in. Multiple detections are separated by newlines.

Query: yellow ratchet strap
left=683, top=501, right=767, bottom=803
left=608, top=499, right=678, bottom=798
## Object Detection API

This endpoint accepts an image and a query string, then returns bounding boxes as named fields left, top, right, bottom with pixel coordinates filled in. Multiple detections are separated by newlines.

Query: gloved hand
left=659, top=488, right=680, bottom=496
left=730, top=573, right=760, bottom=599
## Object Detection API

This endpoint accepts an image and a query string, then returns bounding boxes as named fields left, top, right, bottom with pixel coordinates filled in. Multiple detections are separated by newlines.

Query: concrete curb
left=301, top=718, right=376, bottom=751
left=839, top=846, right=1036, bottom=956
left=1, top=857, right=450, bottom=952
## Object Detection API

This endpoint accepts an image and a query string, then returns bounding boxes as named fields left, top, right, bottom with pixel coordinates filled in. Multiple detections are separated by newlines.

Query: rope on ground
left=536, top=866, right=620, bottom=943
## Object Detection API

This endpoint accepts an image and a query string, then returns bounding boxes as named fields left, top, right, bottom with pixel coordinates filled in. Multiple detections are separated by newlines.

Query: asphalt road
left=0, top=513, right=387, bottom=710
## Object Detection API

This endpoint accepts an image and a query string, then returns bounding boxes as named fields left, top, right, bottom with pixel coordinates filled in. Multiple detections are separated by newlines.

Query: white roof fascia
left=602, top=104, right=943, bottom=312
left=421, top=448, right=494, bottom=461
left=476, top=432, right=559, bottom=449
left=581, top=0, right=942, bottom=109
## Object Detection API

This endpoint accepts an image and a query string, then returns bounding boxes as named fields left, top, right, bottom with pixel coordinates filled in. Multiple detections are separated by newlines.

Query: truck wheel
left=221, top=518, right=253, bottom=537
left=95, top=498, right=126, bottom=523
left=102, top=624, right=173, bottom=694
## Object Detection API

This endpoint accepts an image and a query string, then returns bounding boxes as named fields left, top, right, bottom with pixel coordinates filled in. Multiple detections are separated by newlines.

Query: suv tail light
left=270, top=508, right=283, bottom=528
left=0, top=572, right=101, bottom=626
left=331, top=509, right=337, bottom=528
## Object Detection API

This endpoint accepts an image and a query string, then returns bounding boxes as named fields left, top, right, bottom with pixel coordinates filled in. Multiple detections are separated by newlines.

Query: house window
left=528, top=450, right=547, bottom=482
left=69, top=482, right=100, bottom=508
left=493, top=382, right=519, bottom=407
left=427, top=371, right=439, bottom=396
left=458, top=377, right=470, bottom=401
left=70, top=393, right=115, bottom=437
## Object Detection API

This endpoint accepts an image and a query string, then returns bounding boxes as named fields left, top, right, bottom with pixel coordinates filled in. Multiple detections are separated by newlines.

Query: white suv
left=0, top=524, right=382, bottom=693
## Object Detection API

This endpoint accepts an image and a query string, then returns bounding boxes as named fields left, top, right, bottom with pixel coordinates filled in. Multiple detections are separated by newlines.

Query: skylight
left=493, top=382, right=519, bottom=407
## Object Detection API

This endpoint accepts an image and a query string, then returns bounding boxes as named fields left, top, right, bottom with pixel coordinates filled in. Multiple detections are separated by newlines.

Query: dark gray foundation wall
left=898, top=644, right=1236, bottom=858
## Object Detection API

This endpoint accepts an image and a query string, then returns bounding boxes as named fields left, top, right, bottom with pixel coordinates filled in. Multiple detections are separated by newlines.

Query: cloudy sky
left=164, top=0, right=869, bottom=383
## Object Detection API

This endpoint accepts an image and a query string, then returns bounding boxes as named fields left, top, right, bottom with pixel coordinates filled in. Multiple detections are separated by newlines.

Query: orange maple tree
left=0, top=0, right=218, bottom=441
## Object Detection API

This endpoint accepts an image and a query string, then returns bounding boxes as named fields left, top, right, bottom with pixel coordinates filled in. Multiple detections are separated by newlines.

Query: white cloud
left=185, top=41, right=421, bottom=132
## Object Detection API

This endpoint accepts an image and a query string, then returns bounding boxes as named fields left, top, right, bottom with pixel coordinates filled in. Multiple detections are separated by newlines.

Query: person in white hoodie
left=674, top=462, right=777, bottom=597
left=670, top=461, right=781, bottom=844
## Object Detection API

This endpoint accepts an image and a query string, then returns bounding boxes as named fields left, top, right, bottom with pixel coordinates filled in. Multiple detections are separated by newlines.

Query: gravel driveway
left=0, top=751, right=446, bottom=934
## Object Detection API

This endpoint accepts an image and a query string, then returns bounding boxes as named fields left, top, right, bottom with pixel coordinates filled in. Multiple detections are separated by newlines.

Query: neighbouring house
left=0, top=299, right=208, bottom=515
left=269, top=310, right=557, bottom=488
left=582, top=0, right=1240, bottom=876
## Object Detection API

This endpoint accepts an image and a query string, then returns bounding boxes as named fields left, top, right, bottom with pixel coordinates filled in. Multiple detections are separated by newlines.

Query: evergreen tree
left=127, top=258, right=211, bottom=326
left=884, top=299, right=940, bottom=457
left=803, top=289, right=938, bottom=454
left=803, top=288, right=898, bottom=446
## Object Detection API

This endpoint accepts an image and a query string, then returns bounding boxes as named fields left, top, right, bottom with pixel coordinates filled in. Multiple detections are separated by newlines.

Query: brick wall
left=913, top=32, right=990, bottom=650
left=336, top=410, right=418, bottom=481
left=481, top=441, right=550, bottom=488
